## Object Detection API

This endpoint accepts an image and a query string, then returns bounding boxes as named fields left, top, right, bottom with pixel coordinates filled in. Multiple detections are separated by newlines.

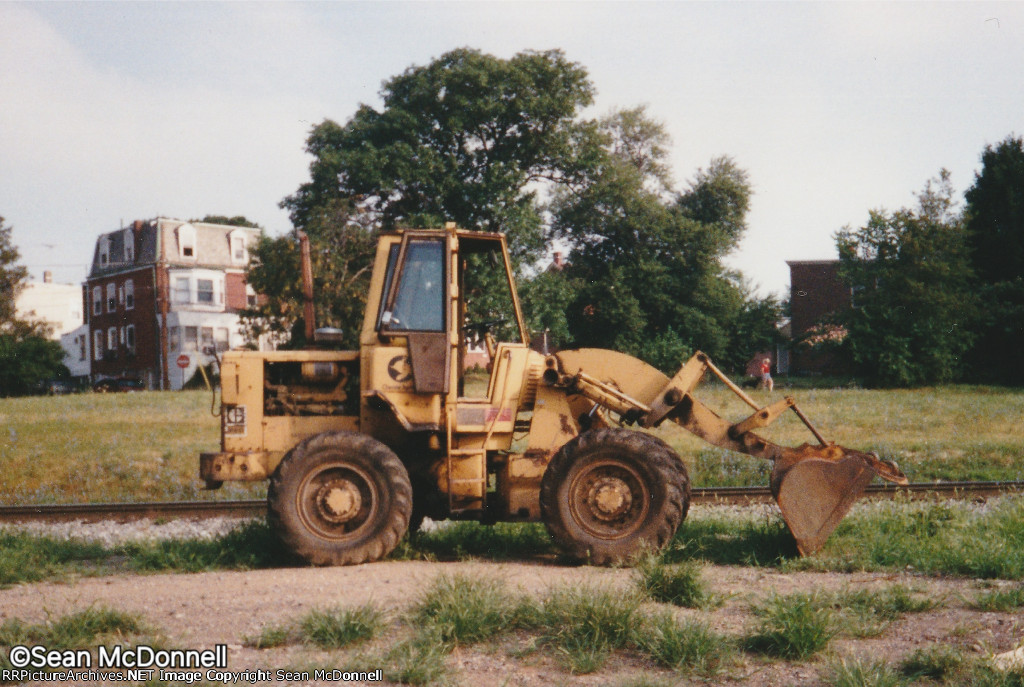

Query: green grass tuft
left=971, top=584, right=1024, bottom=612
left=636, top=610, right=732, bottom=675
left=828, top=656, right=903, bottom=687
left=744, top=592, right=835, bottom=660
left=900, top=644, right=967, bottom=681
left=299, top=603, right=386, bottom=648
left=634, top=555, right=719, bottom=608
left=410, top=573, right=521, bottom=645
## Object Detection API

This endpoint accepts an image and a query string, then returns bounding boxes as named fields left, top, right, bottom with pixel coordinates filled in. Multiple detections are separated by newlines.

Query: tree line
left=243, top=48, right=783, bottom=375
left=832, top=135, right=1024, bottom=387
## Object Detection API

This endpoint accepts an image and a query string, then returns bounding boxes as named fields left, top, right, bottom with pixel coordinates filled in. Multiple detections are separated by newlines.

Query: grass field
left=0, top=382, right=1022, bottom=504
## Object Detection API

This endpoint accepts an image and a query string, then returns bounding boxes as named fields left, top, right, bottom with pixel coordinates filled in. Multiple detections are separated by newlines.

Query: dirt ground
left=2, top=557, right=1023, bottom=686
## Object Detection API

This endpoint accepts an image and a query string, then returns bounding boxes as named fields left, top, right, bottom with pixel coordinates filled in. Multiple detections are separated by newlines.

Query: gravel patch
left=0, top=516, right=257, bottom=547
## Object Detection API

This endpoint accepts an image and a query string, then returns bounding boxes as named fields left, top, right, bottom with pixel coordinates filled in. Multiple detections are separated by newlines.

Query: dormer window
left=123, top=229, right=134, bottom=262
left=99, top=237, right=110, bottom=266
left=177, top=223, right=197, bottom=260
left=229, top=230, right=248, bottom=265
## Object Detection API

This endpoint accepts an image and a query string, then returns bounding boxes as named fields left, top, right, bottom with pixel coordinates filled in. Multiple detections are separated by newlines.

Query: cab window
left=382, top=239, right=445, bottom=332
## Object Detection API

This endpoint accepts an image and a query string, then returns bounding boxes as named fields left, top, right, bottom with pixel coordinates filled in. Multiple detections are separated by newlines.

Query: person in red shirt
left=760, top=357, right=773, bottom=392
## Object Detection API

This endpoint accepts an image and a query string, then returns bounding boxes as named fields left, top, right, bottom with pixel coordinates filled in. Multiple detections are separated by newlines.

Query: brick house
left=85, top=218, right=262, bottom=390
left=787, top=260, right=851, bottom=375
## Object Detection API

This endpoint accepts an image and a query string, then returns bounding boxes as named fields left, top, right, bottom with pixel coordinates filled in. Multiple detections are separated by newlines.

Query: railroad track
left=2, top=480, right=1023, bottom=524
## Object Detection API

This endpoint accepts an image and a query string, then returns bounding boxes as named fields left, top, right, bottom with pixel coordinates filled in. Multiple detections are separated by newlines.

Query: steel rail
left=2, top=481, right=1023, bottom=524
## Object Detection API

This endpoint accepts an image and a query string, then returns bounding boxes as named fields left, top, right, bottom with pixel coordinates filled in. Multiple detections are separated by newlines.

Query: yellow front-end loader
left=201, top=224, right=906, bottom=565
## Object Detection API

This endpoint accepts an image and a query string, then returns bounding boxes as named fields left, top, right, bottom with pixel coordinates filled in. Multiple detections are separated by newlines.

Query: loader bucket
left=770, top=444, right=907, bottom=555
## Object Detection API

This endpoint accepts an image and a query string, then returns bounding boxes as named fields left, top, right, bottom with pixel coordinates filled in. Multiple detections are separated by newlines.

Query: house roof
left=88, top=218, right=260, bottom=279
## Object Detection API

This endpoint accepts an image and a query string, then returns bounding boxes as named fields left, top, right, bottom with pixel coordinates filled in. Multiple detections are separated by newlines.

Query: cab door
left=378, top=232, right=452, bottom=395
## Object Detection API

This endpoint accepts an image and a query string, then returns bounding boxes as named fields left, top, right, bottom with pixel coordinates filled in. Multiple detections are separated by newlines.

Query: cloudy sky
left=2, top=1, right=1021, bottom=297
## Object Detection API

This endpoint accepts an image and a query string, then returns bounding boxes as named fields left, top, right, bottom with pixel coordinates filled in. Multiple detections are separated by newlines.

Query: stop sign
left=176, top=354, right=190, bottom=369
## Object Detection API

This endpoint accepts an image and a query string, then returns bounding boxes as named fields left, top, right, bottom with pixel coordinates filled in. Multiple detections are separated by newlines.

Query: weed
left=0, top=606, right=146, bottom=657
left=243, top=623, right=292, bottom=649
left=298, top=603, right=385, bottom=649
left=399, top=521, right=553, bottom=561
left=0, top=530, right=110, bottom=587
left=971, top=584, right=1024, bottom=612
left=744, top=592, right=835, bottom=659
left=634, top=555, right=718, bottom=608
left=828, top=656, right=903, bottom=687
left=827, top=585, right=937, bottom=637
left=45, top=606, right=144, bottom=648
left=411, top=573, right=520, bottom=645
left=120, top=521, right=290, bottom=572
left=900, top=644, right=966, bottom=681
left=538, top=585, right=642, bottom=649
left=636, top=610, right=732, bottom=675
left=381, top=631, right=451, bottom=686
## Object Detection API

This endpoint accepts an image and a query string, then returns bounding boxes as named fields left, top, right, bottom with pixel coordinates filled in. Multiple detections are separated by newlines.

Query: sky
left=2, top=1, right=1022, bottom=298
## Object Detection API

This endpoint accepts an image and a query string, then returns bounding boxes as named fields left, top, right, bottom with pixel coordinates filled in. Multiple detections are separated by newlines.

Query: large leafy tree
left=963, top=135, right=1024, bottom=383
left=247, top=49, right=596, bottom=347
left=551, top=109, right=779, bottom=372
left=0, top=216, right=68, bottom=395
left=835, top=171, right=976, bottom=387
left=281, top=47, right=594, bottom=260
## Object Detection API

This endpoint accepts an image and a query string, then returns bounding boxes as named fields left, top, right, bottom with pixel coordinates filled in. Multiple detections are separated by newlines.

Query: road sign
left=176, top=354, right=190, bottom=369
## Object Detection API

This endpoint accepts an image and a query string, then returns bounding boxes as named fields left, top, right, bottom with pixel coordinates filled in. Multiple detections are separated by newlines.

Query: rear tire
left=540, top=428, right=690, bottom=565
left=268, top=431, right=411, bottom=565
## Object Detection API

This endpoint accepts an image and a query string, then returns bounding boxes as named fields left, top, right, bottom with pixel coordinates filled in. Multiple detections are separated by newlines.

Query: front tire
left=268, top=431, right=412, bottom=565
left=540, top=428, right=690, bottom=565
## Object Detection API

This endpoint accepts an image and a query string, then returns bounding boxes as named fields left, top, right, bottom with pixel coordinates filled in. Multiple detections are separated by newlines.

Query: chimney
left=552, top=252, right=564, bottom=269
left=43, top=271, right=52, bottom=283
left=132, top=219, right=145, bottom=235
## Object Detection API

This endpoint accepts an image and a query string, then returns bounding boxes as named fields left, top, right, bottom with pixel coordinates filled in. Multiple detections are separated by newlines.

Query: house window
left=169, top=326, right=180, bottom=351
left=125, top=325, right=136, bottom=355
left=230, top=231, right=247, bottom=265
left=173, top=277, right=190, bottom=304
left=197, top=279, right=215, bottom=304
left=215, top=327, right=229, bottom=352
left=183, top=326, right=198, bottom=352
left=93, top=330, right=103, bottom=361
left=124, top=280, right=134, bottom=310
left=99, top=238, right=110, bottom=266
left=107, top=327, right=117, bottom=356
left=106, top=283, right=116, bottom=313
left=178, top=223, right=197, bottom=259
left=92, top=287, right=102, bottom=316
left=200, top=327, right=214, bottom=353
left=123, top=229, right=134, bottom=262
left=78, top=335, right=86, bottom=361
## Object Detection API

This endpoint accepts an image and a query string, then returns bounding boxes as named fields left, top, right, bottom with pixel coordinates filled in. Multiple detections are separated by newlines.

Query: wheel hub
left=316, top=479, right=362, bottom=523
left=587, top=476, right=633, bottom=521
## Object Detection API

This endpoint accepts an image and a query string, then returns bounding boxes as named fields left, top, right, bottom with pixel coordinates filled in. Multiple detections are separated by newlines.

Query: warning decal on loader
left=223, top=405, right=247, bottom=436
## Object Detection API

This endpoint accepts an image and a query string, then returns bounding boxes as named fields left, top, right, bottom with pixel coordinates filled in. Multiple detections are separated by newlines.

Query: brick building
left=85, top=218, right=262, bottom=389
left=787, top=260, right=851, bottom=375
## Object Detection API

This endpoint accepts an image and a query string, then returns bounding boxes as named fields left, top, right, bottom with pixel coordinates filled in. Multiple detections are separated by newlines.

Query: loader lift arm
left=543, top=350, right=907, bottom=555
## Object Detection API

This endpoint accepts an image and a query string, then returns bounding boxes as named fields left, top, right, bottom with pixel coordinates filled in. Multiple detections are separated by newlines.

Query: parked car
left=34, top=378, right=78, bottom=395
left=92, top=377, right=145, bottom=393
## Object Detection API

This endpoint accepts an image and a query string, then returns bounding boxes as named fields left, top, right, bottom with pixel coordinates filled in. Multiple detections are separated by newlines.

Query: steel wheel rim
left=567, top=457, right=651, bottom=540
left=295, top=462, right=379, bottom=541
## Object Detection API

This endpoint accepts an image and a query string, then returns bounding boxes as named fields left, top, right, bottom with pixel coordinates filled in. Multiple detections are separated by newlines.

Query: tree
left=835, top=171, right=976, bottom=387
left=551, top=109, right=777, bottom=372
left=963, top=135, right=1024, bottom=383
left=0, top=216, right=68, bottom=395
left=281, top=47, right=594, bottom=260
left=242, top=201, right=376, bottom=350
left=0, top=216, right=28, bottom=327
